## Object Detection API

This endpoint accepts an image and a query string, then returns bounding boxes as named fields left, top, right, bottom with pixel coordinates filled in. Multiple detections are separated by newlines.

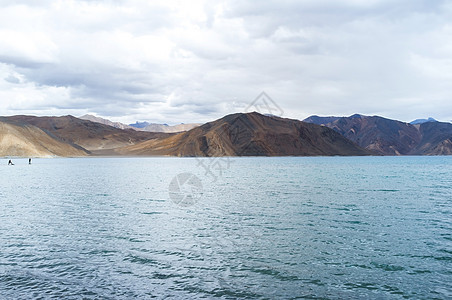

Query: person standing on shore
left=29, top=158, right=32, bottom=164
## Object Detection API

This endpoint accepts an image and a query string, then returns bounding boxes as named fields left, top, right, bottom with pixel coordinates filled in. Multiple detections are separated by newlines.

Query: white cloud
left=0, top=0, right=452, bottom=124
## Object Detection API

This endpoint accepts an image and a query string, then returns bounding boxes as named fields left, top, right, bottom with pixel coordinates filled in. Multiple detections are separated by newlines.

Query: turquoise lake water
left=0, top=157, right=451, bottom=299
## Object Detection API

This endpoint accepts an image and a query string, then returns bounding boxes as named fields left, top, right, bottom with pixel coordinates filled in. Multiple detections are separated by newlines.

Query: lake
left=0, top=157, right=451, bottom=299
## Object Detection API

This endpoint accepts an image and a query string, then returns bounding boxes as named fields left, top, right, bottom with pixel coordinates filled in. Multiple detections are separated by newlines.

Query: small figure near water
left=29, top=158, right=32, bottom=165
left=8, top=160, right=14, bottom=165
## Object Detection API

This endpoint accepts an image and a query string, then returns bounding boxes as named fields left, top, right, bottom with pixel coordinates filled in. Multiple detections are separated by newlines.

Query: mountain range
left=1, top=112, right=451, bottom=157
left=80, top=114, right=201, bottom=133
left=302, top=114, right=452, bottom=155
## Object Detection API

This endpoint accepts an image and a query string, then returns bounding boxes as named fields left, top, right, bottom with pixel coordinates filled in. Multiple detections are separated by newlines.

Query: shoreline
left=2, top=154, right=451, bottom=159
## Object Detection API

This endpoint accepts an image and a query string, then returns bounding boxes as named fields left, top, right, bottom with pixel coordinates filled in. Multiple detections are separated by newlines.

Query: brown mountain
left=412, top=121, right=452, bottom=155
left=116, top=112, right=372, bottom=156
left=0, top=120, right=88, bottom=157
left=1, top=115, right=173, bottom=153
left=303, top=115, right=340, bottom=125
left=327, top=115, right=421, bottom=155
left=304, top=114, right=452, bottom=155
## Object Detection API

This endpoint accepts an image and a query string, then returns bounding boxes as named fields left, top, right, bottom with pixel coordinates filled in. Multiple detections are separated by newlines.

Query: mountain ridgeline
left=79, top=114, right=201, bottom=133
left=116, top=112, right=371, bottom=156
left=1, top=112, right=451, bottom=157
left=303, top=114, right=452, bottom=155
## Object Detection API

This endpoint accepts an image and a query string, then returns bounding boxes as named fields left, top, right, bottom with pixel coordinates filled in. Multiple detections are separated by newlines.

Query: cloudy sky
left=1, top=0, right=452, bottom=124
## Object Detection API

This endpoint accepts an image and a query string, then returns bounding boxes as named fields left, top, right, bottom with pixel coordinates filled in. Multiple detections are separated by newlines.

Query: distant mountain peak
left=129, top=121, right=151, bottom=129
left=79, top=114, right=134, bottom=130
left=410, top=117, right=438, bottom=125
left=130, top=120, right=201, bottom=133
left=349, top=114, right=364, bottom=118
left=303, top=115, right=340, bottom=125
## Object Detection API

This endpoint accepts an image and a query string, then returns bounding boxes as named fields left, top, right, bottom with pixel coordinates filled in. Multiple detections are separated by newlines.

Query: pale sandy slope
left=79, top=114, right=135, bottom=130
left=0, top=121, right=88, bottom=157
left=140, top=123, right=202, bottom=133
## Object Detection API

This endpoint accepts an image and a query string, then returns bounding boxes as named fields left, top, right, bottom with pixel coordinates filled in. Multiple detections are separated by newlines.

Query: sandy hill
left=136, top=123, right=202, bottom=133
left=79, top=114, right=135, bottom=130
left=0, top=120, right=88, bottom=157
left=116, top=112, right=372, bottom=156
left=3, top=115, right=173, bottom=152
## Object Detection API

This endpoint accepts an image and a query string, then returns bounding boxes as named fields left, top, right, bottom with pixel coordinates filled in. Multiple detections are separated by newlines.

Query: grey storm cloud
left=0, top=0, right=452, bottom=124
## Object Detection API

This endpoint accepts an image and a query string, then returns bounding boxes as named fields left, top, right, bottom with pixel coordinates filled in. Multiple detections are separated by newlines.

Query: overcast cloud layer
left=1, top=0, right=452, bottom=124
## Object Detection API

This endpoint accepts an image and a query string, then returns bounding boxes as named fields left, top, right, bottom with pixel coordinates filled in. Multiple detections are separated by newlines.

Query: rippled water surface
left=0, top=157, right=451, bottom=299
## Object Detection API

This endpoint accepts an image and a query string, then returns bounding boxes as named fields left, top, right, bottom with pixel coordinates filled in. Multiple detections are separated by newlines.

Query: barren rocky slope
left=2, top=115, right=172, bottom=152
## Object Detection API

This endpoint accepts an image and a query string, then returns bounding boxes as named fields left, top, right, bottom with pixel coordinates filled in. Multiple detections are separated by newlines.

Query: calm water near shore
left=0, top=156, right=451, bottom=299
